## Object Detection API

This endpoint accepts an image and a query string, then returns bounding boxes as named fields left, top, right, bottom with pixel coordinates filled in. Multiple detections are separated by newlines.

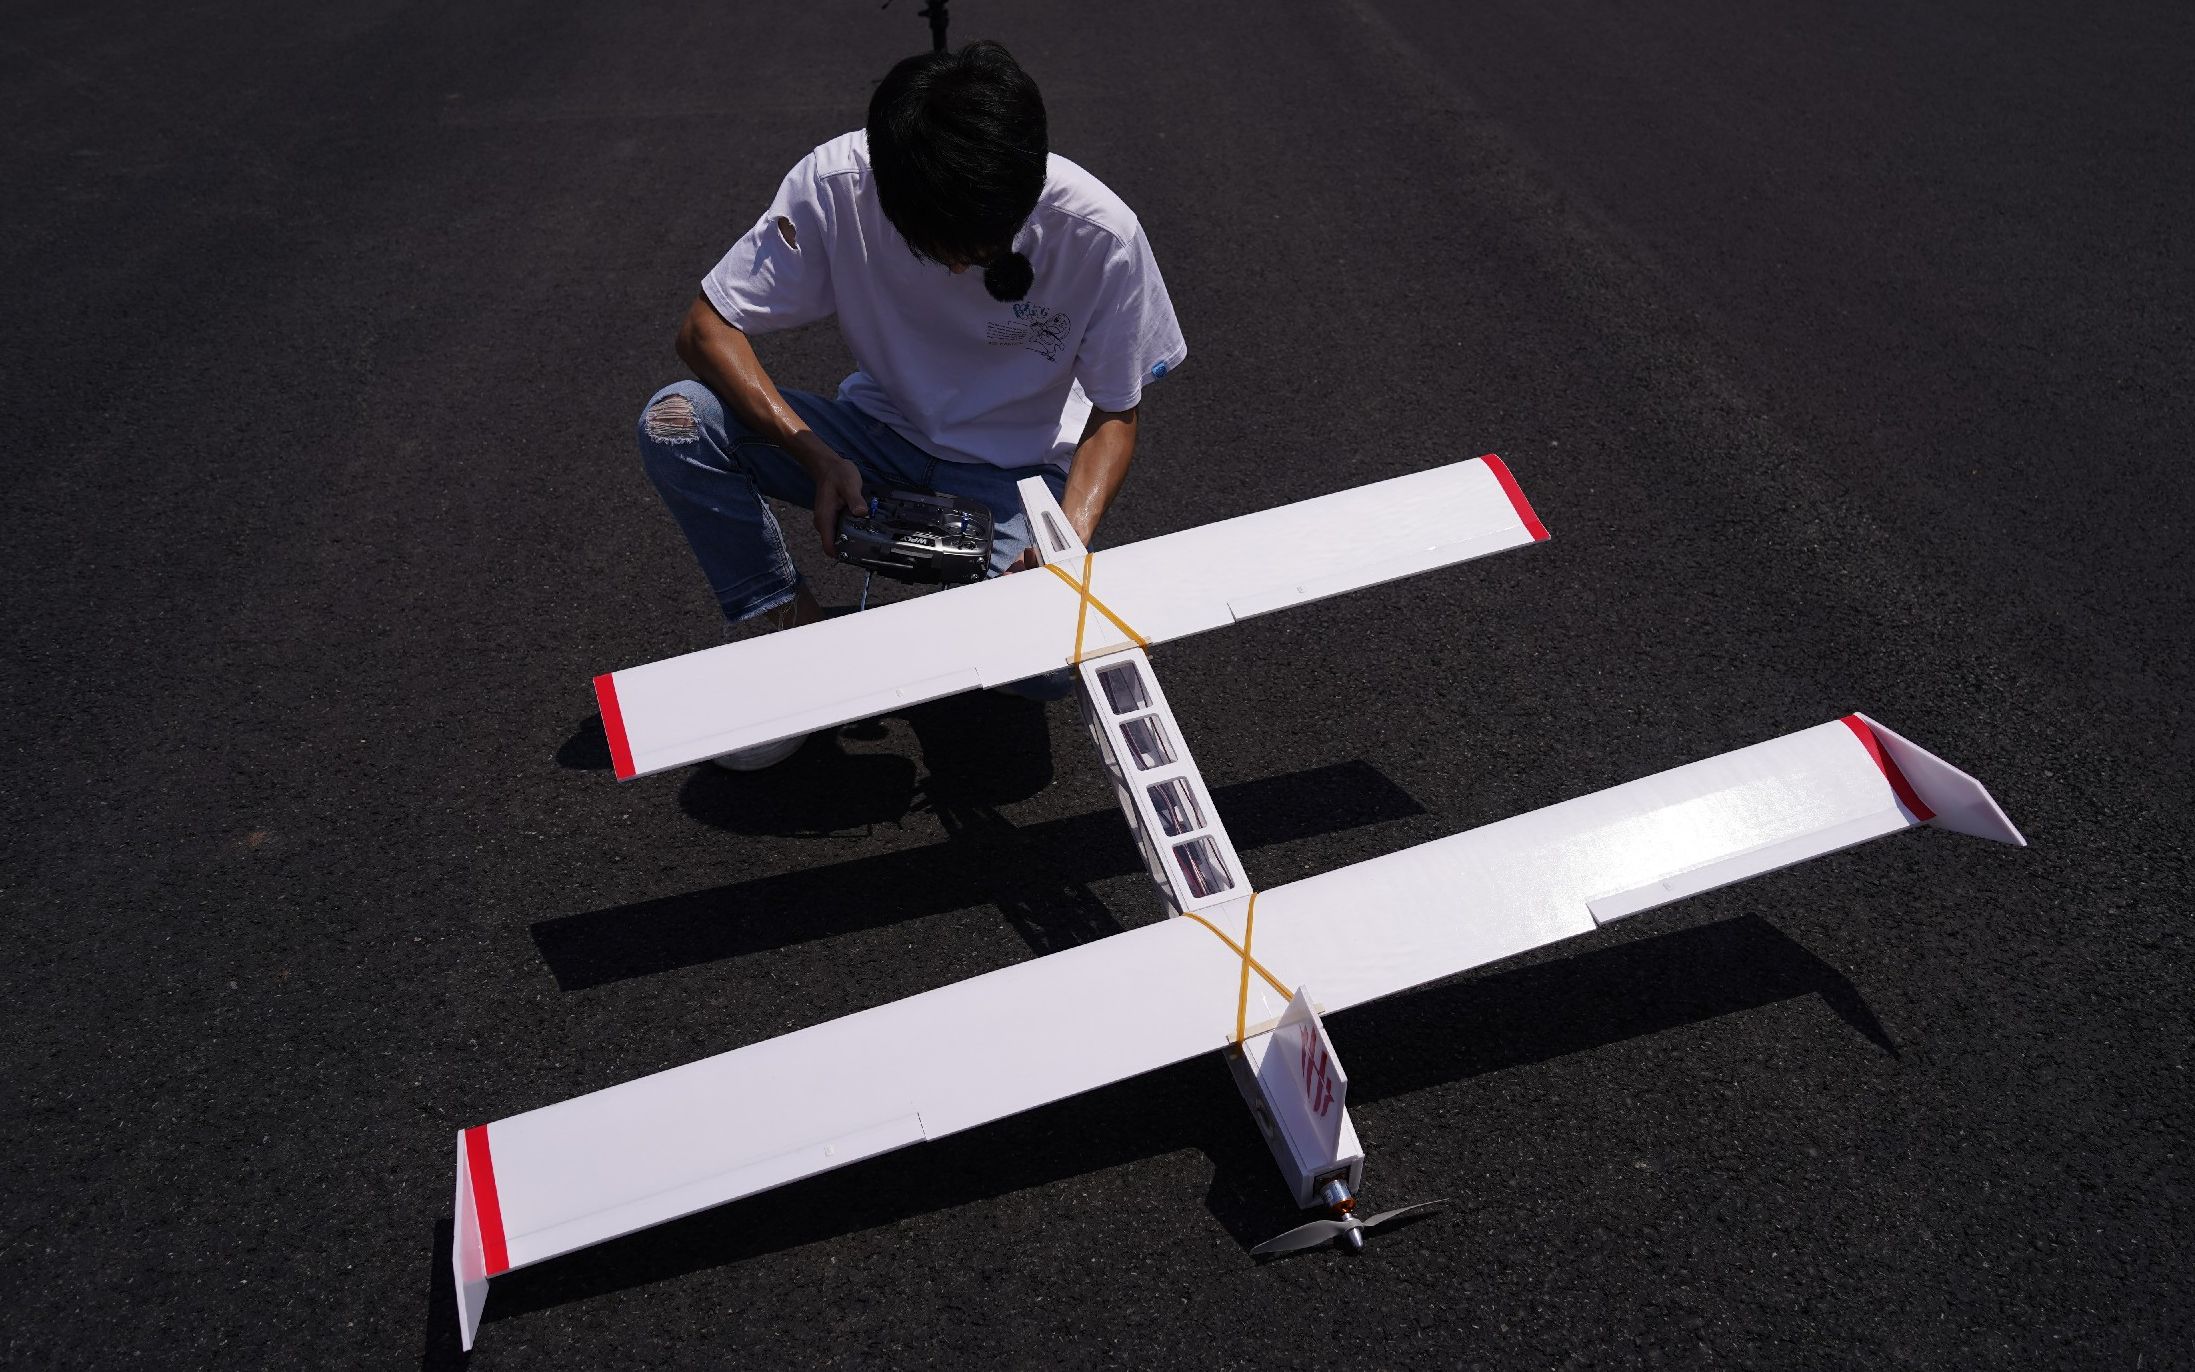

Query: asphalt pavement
left=3, top=0, right=2189, bottom=1365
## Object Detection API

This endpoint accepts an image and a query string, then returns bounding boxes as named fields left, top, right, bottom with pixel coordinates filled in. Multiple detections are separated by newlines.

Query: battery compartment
left=1146, top=777, right=1206, bottom=836
left=1081, top=654, right=1244, bottom=911
left=1096, top=660, right=1151, bottom=714
left=1172, top=836, right=1236, bottom=899
left=1118, top=714, right=1177, bottom=771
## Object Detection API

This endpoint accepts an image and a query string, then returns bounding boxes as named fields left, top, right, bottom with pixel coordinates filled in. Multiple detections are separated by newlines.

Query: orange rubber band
left=1043, top=553, right=1151, bottom=664
left=1179, top=894, right=1289, bottom=1043
left=1235, top=893, right=1259, bottom=1045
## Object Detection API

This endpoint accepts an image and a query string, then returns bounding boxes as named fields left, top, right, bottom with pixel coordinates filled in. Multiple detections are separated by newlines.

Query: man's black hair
left=866, top=40, right=1047, bottom=302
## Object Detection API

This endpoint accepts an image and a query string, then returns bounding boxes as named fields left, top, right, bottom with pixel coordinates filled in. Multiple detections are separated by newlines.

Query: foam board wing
left=594, top=455, right=1548, bottom=778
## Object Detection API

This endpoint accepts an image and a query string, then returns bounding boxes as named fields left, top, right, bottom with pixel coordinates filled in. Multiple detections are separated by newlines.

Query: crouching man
left=635, top=40, right=1187, bottom=769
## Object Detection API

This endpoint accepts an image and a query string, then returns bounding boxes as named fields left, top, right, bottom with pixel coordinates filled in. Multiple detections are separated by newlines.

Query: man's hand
left=806, top=448, right=868, bottom=558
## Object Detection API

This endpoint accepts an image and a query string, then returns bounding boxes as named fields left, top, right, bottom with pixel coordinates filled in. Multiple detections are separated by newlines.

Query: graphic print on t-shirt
left=984, top=301, right=1073, bottom=362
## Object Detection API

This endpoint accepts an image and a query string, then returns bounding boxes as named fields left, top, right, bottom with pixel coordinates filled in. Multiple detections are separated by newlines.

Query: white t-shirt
left=702, top=132, right=1187, bottom=470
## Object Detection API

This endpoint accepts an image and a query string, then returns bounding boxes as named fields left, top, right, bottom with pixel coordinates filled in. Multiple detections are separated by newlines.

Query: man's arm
left=1058, top=405, right=1138, bottom=547
left=674, top=294, right=867, bottom=555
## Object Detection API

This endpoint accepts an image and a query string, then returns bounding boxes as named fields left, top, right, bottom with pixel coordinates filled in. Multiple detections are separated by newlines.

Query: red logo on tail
left=1300, top=1034, right=1334, bottom=1117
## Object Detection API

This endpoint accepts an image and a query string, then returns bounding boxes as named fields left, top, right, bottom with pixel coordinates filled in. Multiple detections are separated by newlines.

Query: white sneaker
left=709, top=733, right=809, bottom=771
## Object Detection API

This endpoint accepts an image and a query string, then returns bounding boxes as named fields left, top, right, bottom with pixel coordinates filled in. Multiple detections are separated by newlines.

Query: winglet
left=1843, top=713, right=2025, bottom=845
left=593, top=673, right=636, bottom=781
left=451, top=1127, right=502, bottom=1350
left=1478, top=453, right=1550, bottom=542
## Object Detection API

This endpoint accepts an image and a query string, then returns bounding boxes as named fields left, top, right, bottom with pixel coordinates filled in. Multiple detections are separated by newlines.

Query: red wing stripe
left=1479, top=453, right=1550, bottom=542
left=594, top=673, right=636, bottom=781
left=1839, top=715, right=1936, bottom=823
left=464, top=1124, right=511, bottom=1276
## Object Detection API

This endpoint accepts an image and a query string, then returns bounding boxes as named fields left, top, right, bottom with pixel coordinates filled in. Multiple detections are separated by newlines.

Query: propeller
left=1250, top=1200, right=1447, bottom=1256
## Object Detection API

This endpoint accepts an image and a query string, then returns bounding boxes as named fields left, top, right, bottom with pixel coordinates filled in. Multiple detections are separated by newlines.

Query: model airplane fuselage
left=450, top=457, right=2022, bottom=1348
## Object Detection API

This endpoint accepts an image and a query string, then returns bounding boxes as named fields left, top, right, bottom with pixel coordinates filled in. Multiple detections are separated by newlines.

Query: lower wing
left=453, top=713, right=2019, bottom=1347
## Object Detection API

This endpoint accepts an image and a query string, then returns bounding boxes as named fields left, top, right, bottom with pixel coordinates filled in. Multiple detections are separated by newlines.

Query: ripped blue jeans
left=635, top=379, right=1068, bottom=625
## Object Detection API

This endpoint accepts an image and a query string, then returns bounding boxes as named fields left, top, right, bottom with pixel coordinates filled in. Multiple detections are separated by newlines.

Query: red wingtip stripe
left=594, top=673, right=636, bottom=781
left=464, top=1125, right=511, bottom=1276
left=1839, top=715, right=1936, bottom=823
left=1479, top=453, right=1550, bottom=542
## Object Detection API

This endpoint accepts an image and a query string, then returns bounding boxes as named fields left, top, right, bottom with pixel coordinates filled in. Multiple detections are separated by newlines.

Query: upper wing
left=594, top=455, right=1547, bottom=779
left=453, top=713, right=2019, bottom=1344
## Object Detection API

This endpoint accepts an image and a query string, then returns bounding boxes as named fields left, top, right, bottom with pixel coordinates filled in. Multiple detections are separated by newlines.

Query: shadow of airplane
left=531, top=757, right=1429, bottom=985
left=438, top=913, right=1894, bottom=1362
left=419, top=1218, right=464, bottom=1370
left=678, top=684, right=1064, bottom=838
left=557, top=685, right=1059, bottom=834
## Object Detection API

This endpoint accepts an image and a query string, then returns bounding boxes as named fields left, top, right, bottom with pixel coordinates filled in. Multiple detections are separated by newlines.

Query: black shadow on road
left=420, top=1217, right=465, bottom=1370
left=531, top=756, right=1429, bottom=985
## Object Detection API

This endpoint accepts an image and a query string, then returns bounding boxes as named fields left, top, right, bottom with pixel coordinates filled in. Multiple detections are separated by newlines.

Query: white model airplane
left=451, top=456, right=2022, bottom=1348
